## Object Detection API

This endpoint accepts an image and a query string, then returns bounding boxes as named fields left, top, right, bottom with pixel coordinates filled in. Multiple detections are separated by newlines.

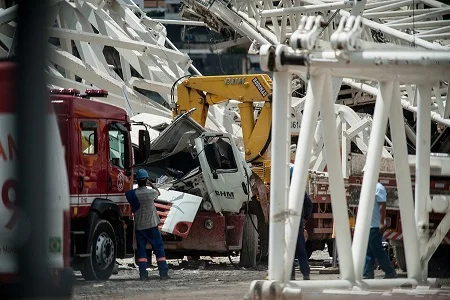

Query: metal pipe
left=384, top=8, right=450, bottom=26
left=417, top=33, right=450, bottom=40
left=422, top=210, right=450, bottom=263
left=415, top=84, right=432, bottom=281
left=268, top=71, right=291, bottom=281
left=416, top=25, right=450, bottom=36
left=363, top=8, right=442, bottom=18
left=286, top=278, right=435, bottom=291
left=364, top=0, right=412, bottom=13
left=286, top=280, right=354, bottom=290
left=317, top=75, right=355, bottom=282
left=339, top=10, right=447, bottom=49
left=341, top=79, right=450, bottom=128
left=284, top=74, right=323, bottom=282
left=352, top=81, right=393, bottom=280
left=155, top=19, right=206, bottom=26
left=388, top=80, right=421, bottom=281
left=388, top=20, right=450, bottom=29
left=260, top=2, right=352, bottom=18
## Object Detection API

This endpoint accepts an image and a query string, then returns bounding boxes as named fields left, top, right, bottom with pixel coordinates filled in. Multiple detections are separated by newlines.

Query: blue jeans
left=291, top=223, right=310, bottom=279
left=135, top=227, right=169, bottom=277
left=363, top=228, right=396, bottom=278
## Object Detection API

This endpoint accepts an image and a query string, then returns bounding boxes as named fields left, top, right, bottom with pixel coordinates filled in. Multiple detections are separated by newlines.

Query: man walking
left=290, top=166, right=313, bottom=281
left=363, top=181, right=397, bottom=279
left=126, top=169, right=170, bottom=280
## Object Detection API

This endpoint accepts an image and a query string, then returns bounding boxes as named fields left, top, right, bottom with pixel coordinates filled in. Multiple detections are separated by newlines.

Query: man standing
left=126, top=169, right=170, bottom=280
left=363, top=181, right=397, bottom=279
left=290, top=166, right=313, bottom=281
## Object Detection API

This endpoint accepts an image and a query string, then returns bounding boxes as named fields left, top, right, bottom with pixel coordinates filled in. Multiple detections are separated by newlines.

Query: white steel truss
left=0, top=0, right=237, bottom=133
left=180, top=0, right=450, bottom=133
left=0, top=0, right=397, bottom=171
left=249, top=15, right=450, bottom=299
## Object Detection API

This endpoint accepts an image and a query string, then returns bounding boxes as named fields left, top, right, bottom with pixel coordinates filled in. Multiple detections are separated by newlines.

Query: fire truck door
left=77, top=120, right=105, bottom=205
left=106, top=121, right=132, bottom=206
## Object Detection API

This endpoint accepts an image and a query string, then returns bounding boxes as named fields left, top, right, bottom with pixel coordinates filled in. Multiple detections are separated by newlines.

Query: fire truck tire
left=393, top=245, right=407, bottom=272
left=239, top=214, right=259, bottom=268
left=81, top=219, right=117, bottom=281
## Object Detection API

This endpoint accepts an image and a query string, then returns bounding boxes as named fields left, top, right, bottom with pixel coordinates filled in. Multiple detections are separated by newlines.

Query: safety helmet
left=135, top=169, right=149, bottom=180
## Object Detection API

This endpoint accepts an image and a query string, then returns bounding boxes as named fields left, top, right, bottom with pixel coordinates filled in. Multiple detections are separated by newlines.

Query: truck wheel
left=81, top=220, right=117, bottom=281
left=239, top=214, right=259, bottom=268
left=393, top=245, right=407, bottom=272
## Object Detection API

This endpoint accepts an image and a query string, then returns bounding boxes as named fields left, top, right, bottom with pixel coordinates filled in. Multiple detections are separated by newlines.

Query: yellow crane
left=172, top=74, right=276, bottom=258
left=172, top=74, right=273, bottom=165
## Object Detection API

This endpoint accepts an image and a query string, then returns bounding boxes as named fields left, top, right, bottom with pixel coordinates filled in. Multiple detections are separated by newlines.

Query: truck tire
left=393, top=245, right=407, bottom=272
left=239, top=214, right=259, bottom=268
left=81, top=219, right=117, bottom=281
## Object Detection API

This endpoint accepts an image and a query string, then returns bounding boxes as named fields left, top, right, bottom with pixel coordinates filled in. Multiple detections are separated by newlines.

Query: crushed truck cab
left=131, top=112, right=258, bottom=266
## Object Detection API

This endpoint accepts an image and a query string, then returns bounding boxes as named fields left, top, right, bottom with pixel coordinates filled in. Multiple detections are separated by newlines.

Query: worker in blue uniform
left=125, top=169, right=170, bottom=280
left=363, top=181, right=397, bottom=279
left=290, top=165, right=313, bottom=280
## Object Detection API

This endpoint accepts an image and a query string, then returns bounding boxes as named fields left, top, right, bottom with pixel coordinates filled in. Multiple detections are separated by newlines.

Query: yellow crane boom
left=172, top=74, right=273, bottom=164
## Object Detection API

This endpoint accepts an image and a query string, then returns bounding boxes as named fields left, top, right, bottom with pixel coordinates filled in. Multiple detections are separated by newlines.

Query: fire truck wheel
left=239, top=214, right=258, bottom=268
left=81, top=219, right=117, bottom=281
left=393, top=245, right=407, bottom=272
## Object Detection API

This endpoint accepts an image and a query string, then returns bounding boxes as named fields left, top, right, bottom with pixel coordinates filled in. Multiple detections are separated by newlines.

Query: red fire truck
left=50, top=87, right=150, bottom=281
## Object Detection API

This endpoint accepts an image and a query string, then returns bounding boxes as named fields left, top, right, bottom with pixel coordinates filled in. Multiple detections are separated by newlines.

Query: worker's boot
left=139, top=270, right=149, bottom=281
left=157, top=260, right=170, bottom=280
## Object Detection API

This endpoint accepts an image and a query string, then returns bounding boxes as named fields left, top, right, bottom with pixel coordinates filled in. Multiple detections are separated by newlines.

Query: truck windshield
left=204, top=137, right=238, bottom=172
left=109, top=122, right=129, bottom=170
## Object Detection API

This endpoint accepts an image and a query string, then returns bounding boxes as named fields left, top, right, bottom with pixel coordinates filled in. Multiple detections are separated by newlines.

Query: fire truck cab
left=51, top=88, right=150, bottom=280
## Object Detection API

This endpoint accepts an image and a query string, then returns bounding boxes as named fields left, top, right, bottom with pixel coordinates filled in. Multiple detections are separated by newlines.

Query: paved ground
left=72, top=251, right=450, bottom=300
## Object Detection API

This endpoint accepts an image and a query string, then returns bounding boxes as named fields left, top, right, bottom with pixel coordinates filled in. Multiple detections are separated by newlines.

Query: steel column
left=388, top=80, right=421, bottom=281
left=415, top=84, right=432, bottom=280
left=318, top=75, right=355, bottom=282
left=284, top=74, right=323, bottom=282
left=268, top=70, right=292, bottom=281
left=352, top=81, right=393, bottom=280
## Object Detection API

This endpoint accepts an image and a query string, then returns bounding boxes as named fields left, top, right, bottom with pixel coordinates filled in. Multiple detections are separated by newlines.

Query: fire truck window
left=108, top=123, right=129, bottom=169
left=80, top=121, right=98, bottom=155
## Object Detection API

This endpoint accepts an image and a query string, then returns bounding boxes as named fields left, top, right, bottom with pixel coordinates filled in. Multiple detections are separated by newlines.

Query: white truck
left=131, top=111, right=262, bottom=267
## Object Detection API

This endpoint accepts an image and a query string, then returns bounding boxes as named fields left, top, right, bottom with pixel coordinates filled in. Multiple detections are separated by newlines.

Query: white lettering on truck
left=0, top=115, right=18, bottom=272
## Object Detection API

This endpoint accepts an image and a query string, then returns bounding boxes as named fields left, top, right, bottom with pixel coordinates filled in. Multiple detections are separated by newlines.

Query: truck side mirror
left=138, top=129, right=151, bottom=160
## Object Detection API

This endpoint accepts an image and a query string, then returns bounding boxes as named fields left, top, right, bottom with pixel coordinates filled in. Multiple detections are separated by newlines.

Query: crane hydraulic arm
left=172, top=74, right=273, bottom=163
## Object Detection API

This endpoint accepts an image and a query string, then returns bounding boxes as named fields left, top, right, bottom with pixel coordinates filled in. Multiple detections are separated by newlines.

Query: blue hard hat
left=135, top=169, right=149, bottom=180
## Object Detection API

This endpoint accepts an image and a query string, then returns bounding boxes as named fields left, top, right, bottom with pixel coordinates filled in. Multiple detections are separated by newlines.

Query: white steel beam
left=316, top=74, right=355, bottom=282
left=351, top=81, right=393, bottom=281
left=388, top=80, right=421, bottom=281
left=284, top=72, right=322, bottom=282
left=415, top=84, right=432, bottom=280
left=268, top=68, right=291, bottom=282
left=47, top=27, right=191, bottom=63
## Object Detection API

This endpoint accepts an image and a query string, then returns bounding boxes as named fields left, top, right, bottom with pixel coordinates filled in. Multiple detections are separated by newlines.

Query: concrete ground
left=71, top=250, right=450, bottom=300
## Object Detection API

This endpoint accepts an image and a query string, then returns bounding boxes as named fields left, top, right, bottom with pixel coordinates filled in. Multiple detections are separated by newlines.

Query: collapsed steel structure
left=243, top=14, right=450, bottom=299
left=180, top=0, right=450, bottom=152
